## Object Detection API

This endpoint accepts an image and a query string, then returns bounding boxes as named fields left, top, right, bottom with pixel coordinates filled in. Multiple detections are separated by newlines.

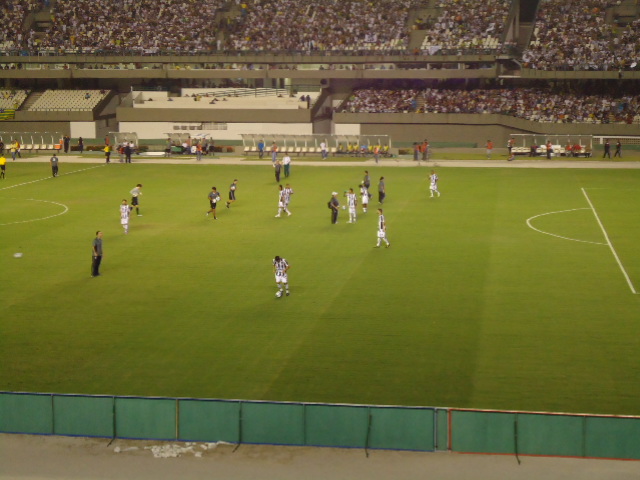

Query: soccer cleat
left=275, top=214, right=280, bottom=218
left=374, top=245, right=380, bottom=248
left=386, top=243, right=390, bottom=248
left=286, top=291, right=290, bottom=296
left=226, top=202, right=230, bottom=208
left=287, top=212, right=292, bottom=216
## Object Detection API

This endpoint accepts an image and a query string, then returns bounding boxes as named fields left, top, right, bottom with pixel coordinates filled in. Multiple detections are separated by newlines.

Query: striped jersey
left=430, top=173, right=438, bottom=187
left=120, top=204, right=130, bottom=220
left=346, top=192, right=357, bottom=208
left=378, top=213, right=386, bottom=230
left=273, top=257, right=289, bottom=275
left=283, top=187, right=294, bottom=203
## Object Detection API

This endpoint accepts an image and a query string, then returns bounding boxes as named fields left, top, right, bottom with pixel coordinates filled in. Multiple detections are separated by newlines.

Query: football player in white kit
left=120, top=199, right=130, bottom=234
left=375, top=208, right=390, bottom=248
left=429, top=170, right=441, bottom=198
left=359, top=183, right=369, bottom=213
left=275, top=184, right=292, bottom=217
left=344, top=188, right=358, bottom=223
left=273, top=255, right=290, bottom=297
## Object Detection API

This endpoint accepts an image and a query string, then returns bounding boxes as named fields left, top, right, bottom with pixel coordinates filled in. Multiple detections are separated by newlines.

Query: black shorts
left=131, top=197, right=139, bottom=206
left=209, top=201, right=217, bottom=209
left=229, top=191, right=236, bottom=201
left=0, top=165, right=5, bottom=171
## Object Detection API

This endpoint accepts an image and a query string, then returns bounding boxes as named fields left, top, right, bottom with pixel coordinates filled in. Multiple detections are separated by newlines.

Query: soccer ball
left=275, top=290, right=283, bottom=298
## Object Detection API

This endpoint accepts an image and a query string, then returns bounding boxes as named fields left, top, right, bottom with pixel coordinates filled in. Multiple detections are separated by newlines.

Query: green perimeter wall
left=1, top=392, right=639, bottom=459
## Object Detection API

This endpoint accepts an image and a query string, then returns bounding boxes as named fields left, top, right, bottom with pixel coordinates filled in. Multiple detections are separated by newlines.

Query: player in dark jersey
left=226, top=179, right=238, bottom=208
left=206, top=186, right=220, bottom=219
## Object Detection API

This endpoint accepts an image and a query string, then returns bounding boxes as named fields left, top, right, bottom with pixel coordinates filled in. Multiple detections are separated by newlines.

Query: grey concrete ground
left=2, top=434, right=640, bottom=480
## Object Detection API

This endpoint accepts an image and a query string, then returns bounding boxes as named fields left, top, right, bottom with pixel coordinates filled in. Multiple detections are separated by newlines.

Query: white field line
left=582, top=188, right=638, bottom=295
left=0, top=198, right=69, bottom=226
left=0, top=164, right=103, bottom=192
left=526, top=208, right=607, bottom=245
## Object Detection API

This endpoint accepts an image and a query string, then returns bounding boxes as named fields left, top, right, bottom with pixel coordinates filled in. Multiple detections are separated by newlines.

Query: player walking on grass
left=130, top=184, right=143, bottom=216
left=360, top=183, right=369, bottom=213
left=50, top=153, right=59, bottom=177
left=207, top=186, right=220, bottom=219
left=226, top=179, right=238, bottom=208
left=429, top=170, right=440, bottom=198
left=375, top=209, right=390, bottom=248
left=91, top=231, right=103, bottom=277
left=275, top=184, right=292, bottom=217
left=345, top=188, right=357, bottom=223
left=120, top=199, right=130, bottom=234
left=0, top=155, right=6, bottom=179
left=273, top=255, right=290, bottom=297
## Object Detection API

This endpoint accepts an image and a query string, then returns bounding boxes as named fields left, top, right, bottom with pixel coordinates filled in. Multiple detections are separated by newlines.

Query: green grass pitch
left=1, top=161, right=639, bottom=416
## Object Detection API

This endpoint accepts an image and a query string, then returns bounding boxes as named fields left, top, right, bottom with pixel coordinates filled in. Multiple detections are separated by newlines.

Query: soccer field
left=1, top=161, right=639, bottom=416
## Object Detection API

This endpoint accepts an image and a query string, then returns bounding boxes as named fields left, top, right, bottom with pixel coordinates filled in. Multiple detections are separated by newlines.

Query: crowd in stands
left=523, top=0, right=640, bottom=71
left=35, top=0, right=224, bottom=53
left=0, top=0, right=42, bottom=51
left=225, top=0, right=421, bottom=52
left=420, top=0, right=512, bottom=52
left=340, top=84, right=640, bottom=124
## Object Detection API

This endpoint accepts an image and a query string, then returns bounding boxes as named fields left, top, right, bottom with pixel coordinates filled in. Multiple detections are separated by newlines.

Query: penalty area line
left=581, top=188, right=637, bottom=295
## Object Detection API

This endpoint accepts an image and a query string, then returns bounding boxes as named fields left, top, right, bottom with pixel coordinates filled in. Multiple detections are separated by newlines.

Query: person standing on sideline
left=275, top=184, right=292, bottom=217
left=0, top=140, right=4, bottom=156
left=359, top=183, right=369, bottom=213
left=378, top=176, right=386, bottom=204
left=226, top=179, right=238, bottom=208
left=207, top=186, right=220, bottom=219
left=130, top=184, right=143, bottom=216
left=421, top=139, right=429, bottom=162
left=78, top=137, right=84, bottom=154
left=413, top=142, right=420, bottom=161
left=329, top=192, right=340, bottom=224
left=546, top=140, right=552, bottom=159
left=345, top=188, right=358, bottom=223
left=50, top=152, right=59, bottom=177
left=271, top=142, right=278, bottom=163
left=274, top=160, right=282, bottom=183
left=373, top=145, right=380, bottom=164
left=375, top=209, right=390, bottom=248
left=124, top=142, right=132, bottom=163
left=320, top=140, right=328, bottom=159
left=429, top=170, right=440, bottom=197
left=10, top=139, right=18, bottom=161
left=485, top=140, right=493, bottom=159
left=507, top=137, right=515, bottom=156
left=0, top=155, right=6, bottom=179
left=120, top=199, right=130, bottom=234
left=63, top=135, right=70, bottom=153
left=614, top=140, right=622, bottom=158
left=283, top=153, right=291, bottom=177
left=104, top=144, right=111, bottom=163
left=258, top=139, right=265, bottom=159
left=273, top=255, right=290, bottom=297
left=603, top=139, right=611, bottom=158
left=91, top=231, right=104, bottom=277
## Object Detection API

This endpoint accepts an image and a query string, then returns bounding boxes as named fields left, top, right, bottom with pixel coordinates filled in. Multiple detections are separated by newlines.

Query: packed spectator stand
left=340, top=84, right=640, bottom=125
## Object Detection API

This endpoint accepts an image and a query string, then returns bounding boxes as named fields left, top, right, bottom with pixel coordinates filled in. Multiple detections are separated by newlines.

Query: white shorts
left=275, top=273, right=288, bottom=284
left=120, top=219, right=129, bottom=225
left=278, top=202, right=284, bottom=208
left=430, top=184, right=438, bottom=191
left=349, top=207, right=356, bottom=215
left=361, top=195, right=369, bottom=204
left=377, top=230, right=386, bottom=238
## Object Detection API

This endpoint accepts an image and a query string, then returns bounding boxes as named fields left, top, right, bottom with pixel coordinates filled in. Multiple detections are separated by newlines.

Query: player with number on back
left=273, top=255, right=290, bottom=297
left=429, top=170, right=441, bottom=198
left=130, top=184, right=143, bottom=216
left=344, top=188, right=358, bottom=223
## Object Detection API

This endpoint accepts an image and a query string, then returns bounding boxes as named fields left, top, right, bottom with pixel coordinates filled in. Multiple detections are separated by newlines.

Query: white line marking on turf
left=0, top=164, right=103, bottom=192
left=0, top=198, right=69, bottom=226
left=526, top=208, right=607, bottom=245
left=582, top=188, right=638, bottom=295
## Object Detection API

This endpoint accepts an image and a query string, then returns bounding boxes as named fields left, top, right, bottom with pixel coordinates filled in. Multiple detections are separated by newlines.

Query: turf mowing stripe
left=0, top=164, right=104, bottom=192
left=582, top=188, right=638, bottom=294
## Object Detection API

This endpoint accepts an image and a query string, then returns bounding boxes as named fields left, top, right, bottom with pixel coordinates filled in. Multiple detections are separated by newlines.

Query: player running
left=226, top=179, right=238, bottom=208
left=359, top=183, right=369, bottom=213
left=130, top=184, right=143, bottom=216
left=206, top=186, right=221, bottom=219
left=120, top=199, right=130, bottom=234
left=275, top=184, right=292, bottom=217
left=273, top=255, right=290, bottom=297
